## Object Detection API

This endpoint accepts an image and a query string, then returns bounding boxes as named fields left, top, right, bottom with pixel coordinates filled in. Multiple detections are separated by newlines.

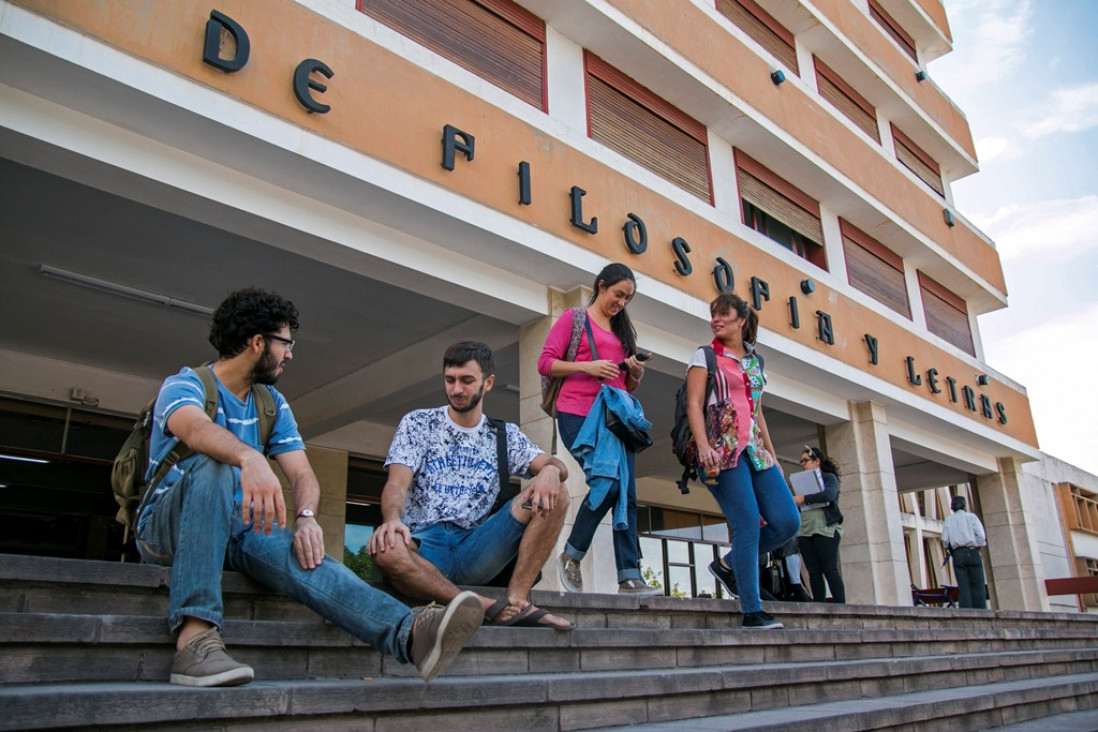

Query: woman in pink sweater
left=537, top=263, right=659, bottom=596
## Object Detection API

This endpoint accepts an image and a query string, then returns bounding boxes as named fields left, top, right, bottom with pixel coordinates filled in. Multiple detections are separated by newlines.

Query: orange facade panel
left=912, top=0, right=952, bottom=44
left=604, top=0, right=1002, bottom=296
left=809, top=0, right=974, bottom=163
left=10, top=0, right=1034, bottom=447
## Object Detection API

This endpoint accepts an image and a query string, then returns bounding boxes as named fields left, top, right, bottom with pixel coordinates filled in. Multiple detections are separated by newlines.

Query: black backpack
left=111, top=366, right=276, bottom=540
left=670, top=346, right=716, bottom=495
left=670, top=346, right=765, bottom=494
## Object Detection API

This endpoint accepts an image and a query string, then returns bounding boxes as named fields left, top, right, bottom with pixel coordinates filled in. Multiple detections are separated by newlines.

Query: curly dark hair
left=208, top=287, right=299, bottom=358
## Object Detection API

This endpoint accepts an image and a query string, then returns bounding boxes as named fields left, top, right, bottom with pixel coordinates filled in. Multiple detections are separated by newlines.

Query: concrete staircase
left=2, top=553, right=1097, bottom=731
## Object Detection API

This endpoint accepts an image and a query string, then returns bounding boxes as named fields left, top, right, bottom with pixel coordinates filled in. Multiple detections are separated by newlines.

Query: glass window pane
left=666, top=539, right=690, bottom=565
left=668, top=565, right=693, bottom=597
left=639, top=536, right=665, bottom=588
left=702, top=516, right=729, bottom=543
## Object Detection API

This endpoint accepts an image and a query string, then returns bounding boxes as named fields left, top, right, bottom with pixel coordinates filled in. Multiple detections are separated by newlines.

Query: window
left=841, top=219, right=910, bottom=317
left=585, top=53, right=711, bottom=202
left=359, top=0, right=546, bottom=110
left=918, top=272, right=974, bottom=355
left=868, top=0, right=917, bottom=62
left=736, top=150, right=827, bottom=269
left=814, top=57, right=879, bottom=142
left=716, top=0, right=798, bottom=74
left=638, top=505, right=731, bottom=598
left=892, top=125, right=944, bottom=197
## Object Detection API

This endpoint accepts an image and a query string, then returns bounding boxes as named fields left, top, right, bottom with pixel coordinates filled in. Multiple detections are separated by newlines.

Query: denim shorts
left=412, top=501, right=527, bottom=585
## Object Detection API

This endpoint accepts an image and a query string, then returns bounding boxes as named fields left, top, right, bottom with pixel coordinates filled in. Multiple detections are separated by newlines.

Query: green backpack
left=111, top=366, right=276, bottom=537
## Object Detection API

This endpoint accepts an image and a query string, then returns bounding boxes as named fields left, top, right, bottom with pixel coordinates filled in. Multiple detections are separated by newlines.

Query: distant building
left=0, top=0, right=1087, bottom=611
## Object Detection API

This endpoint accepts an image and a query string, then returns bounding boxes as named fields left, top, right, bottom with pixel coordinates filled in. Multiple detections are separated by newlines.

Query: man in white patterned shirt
left=369, top=341, right=574, bottom=630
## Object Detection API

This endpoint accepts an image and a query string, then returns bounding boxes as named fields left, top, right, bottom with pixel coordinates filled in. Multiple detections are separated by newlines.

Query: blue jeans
left=707, top=459, right=800, bottom=614
left=136, top=455, right=414, bottom=663
left=413, top=504, right=527, bottom=585
left=558, top=412, right=642, bottom=582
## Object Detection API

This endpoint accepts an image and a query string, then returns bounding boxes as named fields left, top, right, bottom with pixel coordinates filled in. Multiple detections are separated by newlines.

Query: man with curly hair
left=136, top=287, right=482, bottom=687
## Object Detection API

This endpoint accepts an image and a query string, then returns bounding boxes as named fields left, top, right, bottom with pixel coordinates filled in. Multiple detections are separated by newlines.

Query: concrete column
left=825, top=401, right=910, bottom=605
left=279, top=445, right=349, bottom=561
left=518, top=287, right=619, bottom=592
left=976, top=458, right=1050, bottom=612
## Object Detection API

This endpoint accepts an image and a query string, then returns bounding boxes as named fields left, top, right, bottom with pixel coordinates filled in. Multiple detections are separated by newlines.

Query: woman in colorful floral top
left=685, top=293, right=799, bottom=629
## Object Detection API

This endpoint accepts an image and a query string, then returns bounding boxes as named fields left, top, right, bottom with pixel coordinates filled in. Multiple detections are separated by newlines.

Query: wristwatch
left=297, top=509, right=316, bottom=520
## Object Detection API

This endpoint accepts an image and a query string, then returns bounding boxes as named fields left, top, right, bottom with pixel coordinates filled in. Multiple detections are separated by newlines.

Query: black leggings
left=799, top=532, right=845, bottom=604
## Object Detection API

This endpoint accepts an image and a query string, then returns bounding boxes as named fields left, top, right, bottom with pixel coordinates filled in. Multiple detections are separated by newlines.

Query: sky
left=927, top=0, right=1098, bottom=477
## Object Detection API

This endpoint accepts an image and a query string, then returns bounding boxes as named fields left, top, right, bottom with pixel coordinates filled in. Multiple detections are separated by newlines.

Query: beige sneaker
left=558, top=552, right=583, bottom=593
left=618, top=578, right=662, bottom=596
left=170, top=627, right=254, bottom=687
left=409, top=590, right=483, bottom=682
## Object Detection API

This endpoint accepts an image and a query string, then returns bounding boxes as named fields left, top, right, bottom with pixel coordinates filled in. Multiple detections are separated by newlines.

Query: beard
left=448, top=383, right=485, bottom=413
left=251, top=344, right=282, bottom=386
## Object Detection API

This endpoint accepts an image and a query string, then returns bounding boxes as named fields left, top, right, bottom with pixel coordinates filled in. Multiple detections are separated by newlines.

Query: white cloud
left=1022, top=82, right=1098, bottom=138
left=982, top=302, right=1098, bottom=476
left=973, top=135, right=1022, bottom=163
left=935, top=0, right=1032, bottom=96
left=970, top=195, right=1098, bottom=260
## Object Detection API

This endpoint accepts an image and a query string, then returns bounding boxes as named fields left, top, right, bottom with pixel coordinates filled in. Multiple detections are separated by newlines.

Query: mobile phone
left=618, top=351, right=651, bottom=369
left=521, top=499, right=534, bottom=510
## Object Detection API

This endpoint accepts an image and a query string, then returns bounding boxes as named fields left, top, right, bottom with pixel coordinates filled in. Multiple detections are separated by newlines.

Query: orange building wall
left=12, top=0, right=1036, bottom=447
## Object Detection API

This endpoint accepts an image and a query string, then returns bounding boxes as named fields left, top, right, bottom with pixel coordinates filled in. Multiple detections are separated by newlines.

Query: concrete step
left=4, top=610, right=1098, bottom=684
left=3, top=666, right=1097, bottom=731
left=590, top=672, right=1098, bottom=732
left=6, top=553, right=1098, bottom=637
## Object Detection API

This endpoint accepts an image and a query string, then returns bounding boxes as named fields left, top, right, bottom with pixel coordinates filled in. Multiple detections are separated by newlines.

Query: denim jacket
left=571, top=385, right=650, bottom=530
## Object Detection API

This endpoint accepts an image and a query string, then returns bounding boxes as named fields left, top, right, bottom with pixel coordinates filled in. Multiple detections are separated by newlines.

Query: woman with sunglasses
left=794, top=446, right=845, bottom=603
left=685, top=293, right=799, bottom=629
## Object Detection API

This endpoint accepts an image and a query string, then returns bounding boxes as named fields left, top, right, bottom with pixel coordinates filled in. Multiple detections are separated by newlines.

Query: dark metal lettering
left=816, top=311, right=834, bottom=345
left=622, top=213, right=647, bottom=254
left=946, top=376, right=958, bottom=403
left=751, top=277, right=770, bottom=311
left=963, top=385, right=977, bottom=412
left=442, top=124, right=475, bottom=171
left=980, top=394, right=993, bottom=419
left=570, top=187, right=598, bottom=234
left=713, top=257, right=734, bottom=293
left=203, top=10, right=249, bottom=73
left=293, top=59, right=333, bottom=114
left=996, top=402, right=1008, bottom=425
left=671, top=237, right=692, bottom=276
left=906, top=357, right=922, bottom=386
left=926, top=368, right=941, bottom=394
left=518, top=161, right=531, bottom=205
left=789, top=297, right=800, bottom=329
left=864, top=333, right=878, bottom=365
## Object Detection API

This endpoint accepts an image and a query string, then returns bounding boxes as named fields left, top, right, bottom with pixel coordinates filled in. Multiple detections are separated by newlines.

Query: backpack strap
left=487, top=418, right=514, bottom=512
left=251, top=384, right=277, bottom=455
left=702, top=346, right=717, bottom=407
left=138, top=366, right=221, bottom=522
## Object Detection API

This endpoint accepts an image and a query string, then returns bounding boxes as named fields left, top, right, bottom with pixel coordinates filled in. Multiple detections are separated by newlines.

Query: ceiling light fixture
left=39, top=265, right=214, bottom=318
left=0, top=453, right=50, bottom=464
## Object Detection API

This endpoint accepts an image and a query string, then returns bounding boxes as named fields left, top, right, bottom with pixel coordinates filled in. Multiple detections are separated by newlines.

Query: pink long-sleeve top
left=537, top=309, right=631, bottom=417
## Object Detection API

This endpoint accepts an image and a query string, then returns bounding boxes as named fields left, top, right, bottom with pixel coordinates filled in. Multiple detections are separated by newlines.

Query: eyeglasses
left=799, top=457, right=813, bottom=465
left=264, top=333, right=296, bottom=352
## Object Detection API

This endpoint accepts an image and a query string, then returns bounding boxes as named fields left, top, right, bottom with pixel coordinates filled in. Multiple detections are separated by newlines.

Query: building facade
left=0, top=0, right=1062, bottom=610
